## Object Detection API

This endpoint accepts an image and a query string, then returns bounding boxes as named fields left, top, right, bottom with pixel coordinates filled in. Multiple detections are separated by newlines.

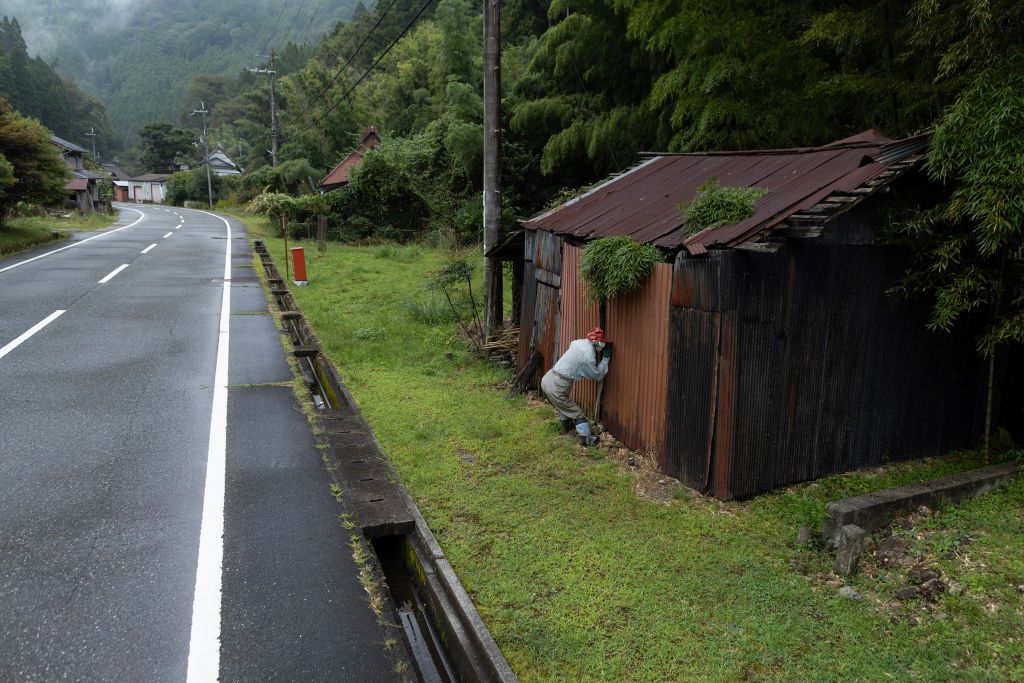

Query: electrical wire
left=293, top=0, right=435, bottom=137
left=261, top=0, right=291, bottom=56
left=299, top=0, right=330, bottom=38
left=278, top=0, right=311, bottom=48
left=306, top=0, right=404, bottom=103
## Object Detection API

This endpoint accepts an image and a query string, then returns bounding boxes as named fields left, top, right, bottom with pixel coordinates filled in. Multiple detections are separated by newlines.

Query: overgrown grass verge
left=0, top=212, right=118, bottom=256
left=243, top=212, right=1024, bottom=681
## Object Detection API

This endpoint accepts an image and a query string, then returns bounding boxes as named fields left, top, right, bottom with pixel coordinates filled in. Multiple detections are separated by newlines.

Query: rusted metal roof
left=522, top=132, right=927, bottom=255
left=320, top=127, right=380, bottom=190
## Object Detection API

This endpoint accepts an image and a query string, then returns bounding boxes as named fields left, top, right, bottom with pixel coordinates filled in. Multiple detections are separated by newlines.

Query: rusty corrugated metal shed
left=522, top=132, right=927, bottom=255
left=560, top=244, right=672, bottom=456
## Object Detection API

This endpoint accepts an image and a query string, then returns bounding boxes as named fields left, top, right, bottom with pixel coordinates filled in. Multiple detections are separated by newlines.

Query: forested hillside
left=201, top=0, right=1021, bottom=220
left=7, top=0, right=360, bottom=141
left=0, top=17, right=112, bottom=155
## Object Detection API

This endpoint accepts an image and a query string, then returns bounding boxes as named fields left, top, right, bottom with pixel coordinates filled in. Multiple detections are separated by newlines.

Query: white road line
left=186, top=209, right=232, bottom=682
left=98, top=264, right=129, bottom=284
left=141, top=244, right=158, bottom=254
left=0, top=208, right=145, bottom=275
left=0, top=310, right=65, bottom=360
left=175, top=224, right=182, bottom=230
left=163, top=232, right=173, bottom=239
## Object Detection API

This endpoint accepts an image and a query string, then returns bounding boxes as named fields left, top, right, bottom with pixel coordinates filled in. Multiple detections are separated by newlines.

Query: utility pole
left=190, top=101, right=214, bottom=208
left=250, top=51, right=279, bottom=168
left=482, top=0, right=503, bottom=341
left=85, top=127, right=98, bottom=162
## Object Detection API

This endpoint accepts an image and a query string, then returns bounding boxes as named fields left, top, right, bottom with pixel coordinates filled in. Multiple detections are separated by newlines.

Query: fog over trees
left=5, top=0, right=360, bottom=143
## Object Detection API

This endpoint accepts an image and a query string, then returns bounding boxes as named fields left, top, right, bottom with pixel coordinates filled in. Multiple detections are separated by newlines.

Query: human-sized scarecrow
left=540, top=327, right=612, bottom=446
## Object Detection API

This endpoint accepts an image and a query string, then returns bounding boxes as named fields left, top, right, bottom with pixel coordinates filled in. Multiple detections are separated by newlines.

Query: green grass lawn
left=0, top=211, right=117, bottom=256
left=241, top=212, right=1024, bottom=681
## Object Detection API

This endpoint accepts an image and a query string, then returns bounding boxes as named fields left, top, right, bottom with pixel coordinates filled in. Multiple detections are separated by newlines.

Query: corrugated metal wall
left=664, top=243, right=987, bottom=499
left=560, top=243, right=673, bottom=457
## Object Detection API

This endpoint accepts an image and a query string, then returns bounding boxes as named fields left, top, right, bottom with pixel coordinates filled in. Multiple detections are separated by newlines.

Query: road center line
left=163, top=232, right=173, bottom=239
left=0, top=310, right=65, bottom=360
left=141, top=244, right=158, bottom=254
left=186, top=210, right=232, bottom=682
left=98, top=264, right=129, bottom=284
left=0, top=208, right=145, bottom=275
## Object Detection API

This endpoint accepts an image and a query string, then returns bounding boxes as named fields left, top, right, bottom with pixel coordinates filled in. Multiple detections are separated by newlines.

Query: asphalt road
left=0, top=205, right=398, bottom=681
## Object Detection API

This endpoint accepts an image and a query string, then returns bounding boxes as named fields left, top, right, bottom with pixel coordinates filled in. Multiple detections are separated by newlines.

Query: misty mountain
left=7, top=0, right=360, bottom=142
left=0, top=17, right=112, bottom=154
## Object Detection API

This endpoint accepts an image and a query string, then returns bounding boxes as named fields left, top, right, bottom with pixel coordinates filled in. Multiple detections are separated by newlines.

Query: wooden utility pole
left=250, top=51, right=279, bottom=168
left=482, top=0, right=503, bottom=340
left=189, top=101, right=214, bottom=208
left=85, top=127, right=98, bottom=162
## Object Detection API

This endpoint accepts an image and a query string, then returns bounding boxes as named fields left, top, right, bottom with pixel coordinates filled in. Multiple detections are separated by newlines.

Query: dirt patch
left=799, top=506, right=1007, bottom=626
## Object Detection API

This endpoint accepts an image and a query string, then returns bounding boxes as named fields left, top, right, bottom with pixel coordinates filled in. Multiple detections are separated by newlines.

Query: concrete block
left=822, top=462, right=1019, bottom=545
left=834, top=524, right=866, bottom=577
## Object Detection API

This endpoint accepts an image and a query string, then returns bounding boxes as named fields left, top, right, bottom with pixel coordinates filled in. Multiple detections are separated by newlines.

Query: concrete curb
left=821, top=461, right=1020, bottom=545
left=253, top=240, right=517, bottom=683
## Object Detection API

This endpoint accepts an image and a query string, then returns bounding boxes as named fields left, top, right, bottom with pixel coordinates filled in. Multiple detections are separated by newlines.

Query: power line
left=278, top=0, right=311, bottom=48
left=260, top=0, right=290, bottom=56
left=294, top=0, right=436, bottom=138
left=299, top=0, right=330, bottom=38
left=305, top=0, right=404, bottom=104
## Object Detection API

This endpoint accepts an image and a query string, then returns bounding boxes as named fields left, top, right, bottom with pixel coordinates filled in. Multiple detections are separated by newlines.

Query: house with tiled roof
left=50, top=135, right=101, bottom=213
left=319, top=127, right=380, bottom=191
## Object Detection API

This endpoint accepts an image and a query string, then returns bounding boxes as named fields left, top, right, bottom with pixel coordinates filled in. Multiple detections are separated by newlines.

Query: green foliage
left=679, top=178, right=768, bottom=236
left=237, top=159, right=323, bottom=200
left=246, top=192, right=294, bottom=223
left=0, top=152, right=13, bottom=191
left=0, top=17, right=115, bottom=155
left=0, top=97, right=67, bottom=226
left=580, top=236, right=663, bottom=302
left=889, top=57, right=1024, bottom=354
left=166, top=168, right=229, bottom=206
left=137, top=121, right=197, bottom=173
left=427, top=256, right=484, bottom=345
left=405, top=293, right=459, bottom=325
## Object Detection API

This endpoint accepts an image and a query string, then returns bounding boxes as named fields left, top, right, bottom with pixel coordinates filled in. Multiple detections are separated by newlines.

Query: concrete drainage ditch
left=253, top=240, right=516, bottom=683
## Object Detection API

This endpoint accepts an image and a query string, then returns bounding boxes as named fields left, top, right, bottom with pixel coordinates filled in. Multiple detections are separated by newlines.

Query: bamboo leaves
left=580, top=236, right=663, bottom=302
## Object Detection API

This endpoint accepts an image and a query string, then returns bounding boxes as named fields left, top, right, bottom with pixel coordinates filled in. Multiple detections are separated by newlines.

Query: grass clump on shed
left=580, top=236, right=663, bottom=302
left=680, top=177, right=768, bottom=236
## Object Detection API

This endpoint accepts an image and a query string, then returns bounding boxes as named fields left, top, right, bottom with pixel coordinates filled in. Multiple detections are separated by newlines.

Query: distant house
left=319, top=127, right=380, bottom=191
left=101, top=163, right=131, bottom=181
left=113, top=174, right=170, bottom=204
left=50, top=135, right=87, bottom=171
left=50, top=135, right=102, bottom=213
left=513, top=130, right=1023, bottom=499
left=204, top=146, right=242, bottom=176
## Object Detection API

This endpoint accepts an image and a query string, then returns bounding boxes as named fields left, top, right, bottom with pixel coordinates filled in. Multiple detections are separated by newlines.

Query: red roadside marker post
left=291, top=247, right=308, bottom=286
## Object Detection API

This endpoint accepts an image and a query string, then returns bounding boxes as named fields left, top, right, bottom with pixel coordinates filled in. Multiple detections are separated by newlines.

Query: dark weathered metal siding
left=664, top=241, right=986, bottom=499
left=518, top=230, right=565, bottom=382
left=517, top=230, right=538, bottom=372
left=560, top=243, right=672, bottom=456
